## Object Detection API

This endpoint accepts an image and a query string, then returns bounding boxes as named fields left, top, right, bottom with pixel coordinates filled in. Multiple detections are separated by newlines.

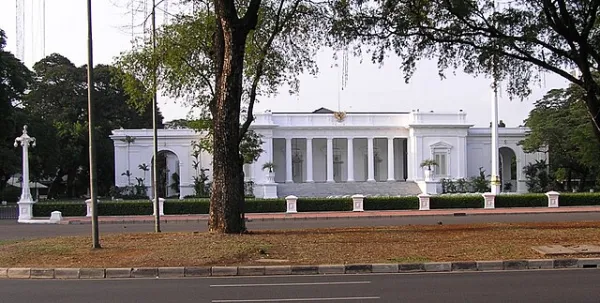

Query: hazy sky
left=1, top=0, right=570, bottom=127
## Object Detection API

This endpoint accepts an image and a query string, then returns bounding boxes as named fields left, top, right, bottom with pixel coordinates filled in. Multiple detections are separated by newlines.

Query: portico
left=271, top=137, right=408, bottom=184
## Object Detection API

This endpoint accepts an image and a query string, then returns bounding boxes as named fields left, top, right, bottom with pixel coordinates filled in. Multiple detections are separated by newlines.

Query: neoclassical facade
left=111, top=108, right=547, bottom=198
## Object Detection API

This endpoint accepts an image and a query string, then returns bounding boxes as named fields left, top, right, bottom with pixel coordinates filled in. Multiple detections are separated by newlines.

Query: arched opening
left=151, top=150, right=180, bottom=199
left=499, top=147, right=517, bottom=192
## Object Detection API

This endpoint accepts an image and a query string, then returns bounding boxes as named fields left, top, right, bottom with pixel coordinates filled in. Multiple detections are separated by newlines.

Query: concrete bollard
left=482, top=193, right=495, bottom=209
left=152, top=198, right=165, bottom=216
left=352, top=194, right=365, bottom=212
left=285, top=195, right=298, bottom=213
left=85, top=199, right=102, bottom=217
left=546, top=191, right=560, bottom=208
left=49, top=211, right=63, bottom=223
left=418, top=193, right=431, bottom=210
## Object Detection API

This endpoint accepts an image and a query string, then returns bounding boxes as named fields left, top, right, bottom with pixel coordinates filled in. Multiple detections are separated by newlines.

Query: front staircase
left=275, top=181, right=422, bottom=198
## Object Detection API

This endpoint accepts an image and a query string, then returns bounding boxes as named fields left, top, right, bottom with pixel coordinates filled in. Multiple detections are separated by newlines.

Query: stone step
left=276, top=181, right=422, bottom=198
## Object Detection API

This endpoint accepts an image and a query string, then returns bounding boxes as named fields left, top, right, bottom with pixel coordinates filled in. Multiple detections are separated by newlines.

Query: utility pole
left=86, top=0, right=101, bottom=248
left=151, top=0, right=161, bottom=233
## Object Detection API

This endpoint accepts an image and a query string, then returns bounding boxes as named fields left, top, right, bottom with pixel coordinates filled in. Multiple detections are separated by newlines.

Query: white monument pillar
left=347, top=137, right=354, bottom=182
left=306, top=138, right=314, bottom=183
left=285, top=137, right=293, bottom=183
left=367, top=137, right=375, bottom=182
left=14, top=125, right=36, bottom=222
left=387, top=137, right=395, bottom=181
left=326, top=137, right=334, bottom=183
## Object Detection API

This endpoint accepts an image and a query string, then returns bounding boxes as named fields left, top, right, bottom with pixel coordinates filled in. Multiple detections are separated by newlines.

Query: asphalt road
left=1, top=212, right=600, bottom=241
left=0, top=269, right=599, bottom=302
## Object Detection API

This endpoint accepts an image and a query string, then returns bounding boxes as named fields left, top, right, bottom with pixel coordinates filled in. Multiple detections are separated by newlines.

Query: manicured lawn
left=1, top=222, right=600, bottom=268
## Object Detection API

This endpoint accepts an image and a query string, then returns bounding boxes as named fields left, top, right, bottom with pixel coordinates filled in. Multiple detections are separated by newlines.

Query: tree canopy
left=521, top=82, right=600, bottom=190
left=331, top=0, right=600, bottom=140
left=116, top=0, right=327, bottom=233
left=0, top=29, right=32, bottom=197
left=17, top=54, right=162, bottom=198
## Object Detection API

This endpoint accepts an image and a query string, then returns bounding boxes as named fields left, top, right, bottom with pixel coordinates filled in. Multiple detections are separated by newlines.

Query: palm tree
left=120, top=135, right=136, bottom=184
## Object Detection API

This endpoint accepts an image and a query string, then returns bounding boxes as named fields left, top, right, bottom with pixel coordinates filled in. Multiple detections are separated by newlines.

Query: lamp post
left=14, top=125, right=36, bottom=222
left=86, top=0, right=101, bottom=248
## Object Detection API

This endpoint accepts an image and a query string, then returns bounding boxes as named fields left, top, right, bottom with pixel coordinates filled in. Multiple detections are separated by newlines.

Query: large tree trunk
left=208, top=16, right=248, bottom=233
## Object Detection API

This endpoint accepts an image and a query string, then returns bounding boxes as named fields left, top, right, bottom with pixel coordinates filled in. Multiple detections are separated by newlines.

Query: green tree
left=521, top=84, right=600, bottom=191
left=116, top=0, right=325, bottom=233
left=0, top=29, right=33, bottom=197
left=331, top=0, right=600, bottom=140
left=24, top=54, right=161, bottom=198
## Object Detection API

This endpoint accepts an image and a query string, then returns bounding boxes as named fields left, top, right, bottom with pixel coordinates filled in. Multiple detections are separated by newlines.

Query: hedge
left=364, top=196, right=418, bottom=210
left=30, top=193, right=600, bottom=217
left=495, top=194, right=547, bottom=208
left=430, top=195, right=483, bottom=209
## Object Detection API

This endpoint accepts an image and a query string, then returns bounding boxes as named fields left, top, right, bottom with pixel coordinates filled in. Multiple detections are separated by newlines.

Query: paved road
left=0, top=269, right=599, bottom=302
left=2, top=212, right=600, bottom=241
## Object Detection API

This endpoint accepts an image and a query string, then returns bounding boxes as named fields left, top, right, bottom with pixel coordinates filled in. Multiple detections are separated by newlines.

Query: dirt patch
left=1, top=221, right=600, bottom=268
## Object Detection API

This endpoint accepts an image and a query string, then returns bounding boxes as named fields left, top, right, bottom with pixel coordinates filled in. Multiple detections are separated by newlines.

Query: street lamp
left=14, top=125, right=36, bottom=222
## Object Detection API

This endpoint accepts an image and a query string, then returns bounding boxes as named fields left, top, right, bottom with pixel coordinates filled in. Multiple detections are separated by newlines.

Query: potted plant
left=420, top=159, right=438, bottom=181
left=262, top=162, right=276, bottom=183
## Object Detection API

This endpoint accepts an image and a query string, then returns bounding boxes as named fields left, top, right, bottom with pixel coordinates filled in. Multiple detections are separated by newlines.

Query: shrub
left=33, top=203, right=86, bottom=217
left=560, top=193, right=600, bottom=206
left=495, top=194, right=546, bottom=208
left=297, top=198, right=352, bottom=212
left=430, top=195, right=483, bottom=209
left=364, top=196, right=418, bottom=210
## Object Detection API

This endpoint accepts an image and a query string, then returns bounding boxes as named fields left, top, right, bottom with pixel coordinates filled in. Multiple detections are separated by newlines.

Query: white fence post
left=546, top=191, right=560, bottom=208
left=352, top=194, right=365, bottom=212
left=285, top=195, right=298, bottom=213
left=152, top=198, right=165, bottom=215
left=418, top=193, right=431, bottom=210
left=482, top=193, right=495, bottom=209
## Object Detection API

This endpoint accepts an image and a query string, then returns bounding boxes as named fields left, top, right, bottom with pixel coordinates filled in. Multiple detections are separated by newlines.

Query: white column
left=406, top=137, right=414, bottom=180
left=326, top=137, right=334, bottom=183
left=367, top=137, right=375, bottom=182
left=285, top=137, right=293, bottom=183
left=306, top=138, right=314, bottom=182
left=387, top=137, right=395, bottom=181
left=347, top=137, right=354, bottom=182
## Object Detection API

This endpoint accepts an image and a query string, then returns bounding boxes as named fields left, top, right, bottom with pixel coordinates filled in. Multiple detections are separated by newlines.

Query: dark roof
left=312, top=107, right=334, bottom=113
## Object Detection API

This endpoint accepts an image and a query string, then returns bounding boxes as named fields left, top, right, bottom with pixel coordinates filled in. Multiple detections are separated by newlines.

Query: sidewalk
left=60, top=206, right=600, bottom=225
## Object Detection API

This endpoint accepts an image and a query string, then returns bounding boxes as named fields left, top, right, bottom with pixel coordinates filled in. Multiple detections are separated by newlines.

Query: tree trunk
left=208, top=17, right=248, bottom=233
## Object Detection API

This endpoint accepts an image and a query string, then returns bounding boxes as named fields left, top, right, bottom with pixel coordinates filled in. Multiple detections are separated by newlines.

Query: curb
left=60, top=208, right=600, bottom=225
left=2, top=258, right=599, bottom=280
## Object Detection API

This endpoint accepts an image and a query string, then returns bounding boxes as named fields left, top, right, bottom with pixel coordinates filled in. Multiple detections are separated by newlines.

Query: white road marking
left=210, top=281, right=371, bottom=287
left=212, top=296, right=380, bottom=302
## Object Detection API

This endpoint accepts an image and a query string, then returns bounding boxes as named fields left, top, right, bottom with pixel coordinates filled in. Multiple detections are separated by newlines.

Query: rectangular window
left=434, top=153, right=448, bottom=177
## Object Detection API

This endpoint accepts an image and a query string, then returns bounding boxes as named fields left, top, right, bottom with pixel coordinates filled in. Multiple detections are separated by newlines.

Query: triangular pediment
left=312, top=107, right=334, bottom=113
left=430, top=141, right=453, bottom=150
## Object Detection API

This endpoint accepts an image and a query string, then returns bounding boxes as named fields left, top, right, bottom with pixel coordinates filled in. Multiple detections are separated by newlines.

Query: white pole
left=491, top=83, right=501, bottom=194
left=490, top=0, right=501, bottom=194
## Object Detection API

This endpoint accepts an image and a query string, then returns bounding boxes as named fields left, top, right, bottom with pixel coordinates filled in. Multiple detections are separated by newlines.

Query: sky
left=0, top=0, right=571, bottom=127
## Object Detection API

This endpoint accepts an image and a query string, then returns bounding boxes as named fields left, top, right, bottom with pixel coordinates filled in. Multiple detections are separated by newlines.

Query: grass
left=1, top=221, right=600, bottom=268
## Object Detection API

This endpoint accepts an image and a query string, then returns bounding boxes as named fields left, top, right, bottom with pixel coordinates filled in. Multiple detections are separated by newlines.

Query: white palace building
left=111, top=108, right=548, bottom=199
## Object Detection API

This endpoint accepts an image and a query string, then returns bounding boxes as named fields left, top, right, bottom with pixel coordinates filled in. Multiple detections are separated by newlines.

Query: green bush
left=245, top=199, right=285, bottom=213
left=297, top=198, right=352, bottom=212
left=165, top=200, right=210, bottom=214
left=33, top=203, right=86, bottom=217
left=0, top=186, right=22, bottom=202
left=364, top=196, right=418, bottom=210
left=430, top=195, right=483, bottom=209
left=495, top=194, right=546, bottom=208
left=560, top=193, right=600, bottom=206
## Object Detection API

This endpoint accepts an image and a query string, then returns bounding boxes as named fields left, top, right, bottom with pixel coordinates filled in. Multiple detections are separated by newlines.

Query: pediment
left=430, top=141, right=453, bottom=150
